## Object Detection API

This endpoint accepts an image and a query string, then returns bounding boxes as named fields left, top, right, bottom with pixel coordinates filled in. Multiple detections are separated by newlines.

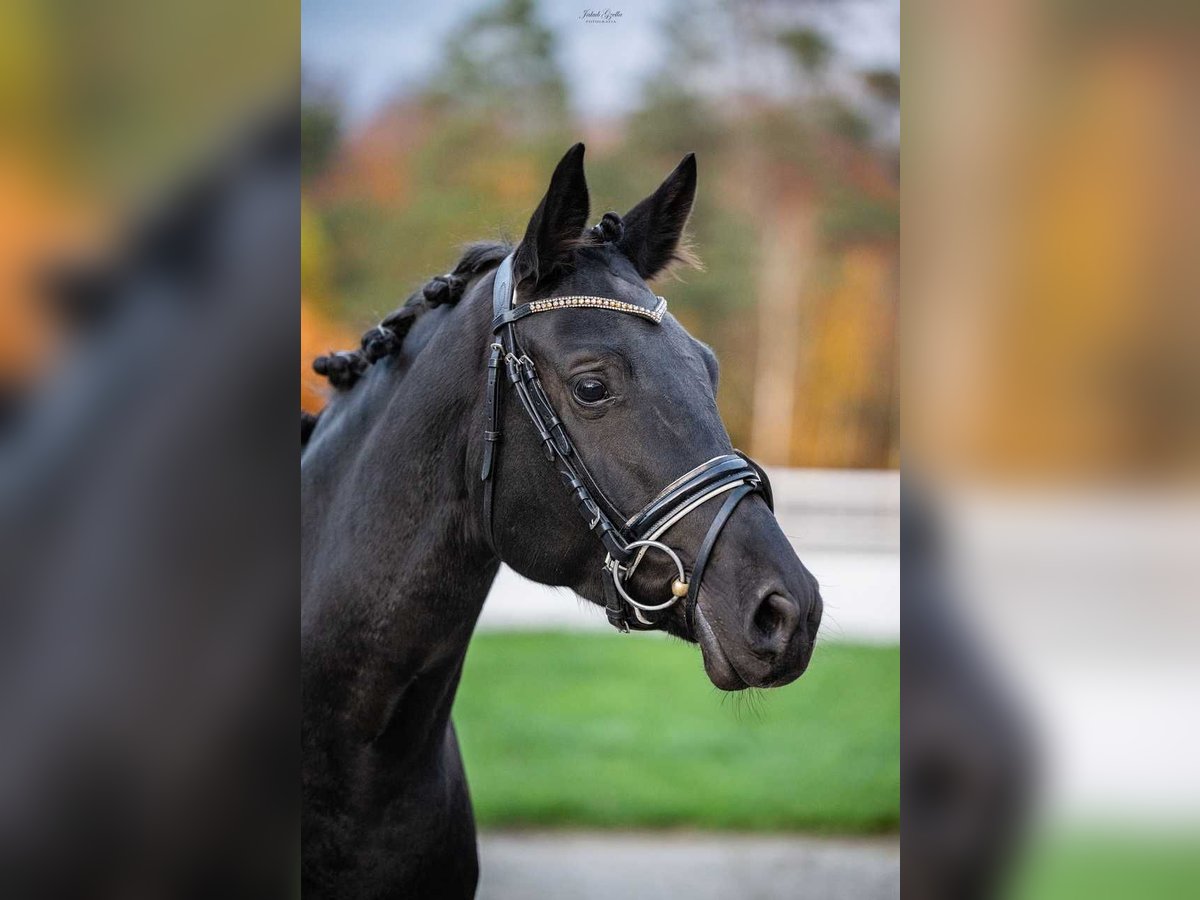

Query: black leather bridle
left=481, top=253, right=773, bottom=633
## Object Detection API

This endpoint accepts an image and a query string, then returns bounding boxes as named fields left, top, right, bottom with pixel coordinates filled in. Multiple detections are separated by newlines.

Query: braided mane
left=311, top=241, right=513, bottom=392
left=303, top=216, right=627, bottom=446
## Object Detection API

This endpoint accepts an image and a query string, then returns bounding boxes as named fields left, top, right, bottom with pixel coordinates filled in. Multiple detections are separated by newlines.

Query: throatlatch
left=480, top=253, right=773, bottom=633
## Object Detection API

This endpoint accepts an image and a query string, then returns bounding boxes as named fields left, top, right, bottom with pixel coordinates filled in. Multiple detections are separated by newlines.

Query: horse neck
left=301, top=287, right=498, bottom=748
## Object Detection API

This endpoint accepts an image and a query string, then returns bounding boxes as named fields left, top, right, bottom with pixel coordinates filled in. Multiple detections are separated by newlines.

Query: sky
left=302, top=0, right=900, bottom=126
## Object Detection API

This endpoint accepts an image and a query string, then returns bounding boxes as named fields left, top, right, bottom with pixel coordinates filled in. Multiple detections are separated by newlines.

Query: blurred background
left=0, top=1, right=298, bottom=897
left=905, top=0, right=1200, bottom=898
left=302, top=1, right=901, bottom=898
left=0, top=0, right=294, bottom=390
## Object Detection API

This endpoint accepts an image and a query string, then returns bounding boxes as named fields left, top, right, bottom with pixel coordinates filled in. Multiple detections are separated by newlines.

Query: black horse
left=301, top=145, right=822, bottom=898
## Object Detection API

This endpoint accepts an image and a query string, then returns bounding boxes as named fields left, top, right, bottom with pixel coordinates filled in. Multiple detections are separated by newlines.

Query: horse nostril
left=749, top=592, right=801, bottom=655
left=753, top=598, right=781, bottom=636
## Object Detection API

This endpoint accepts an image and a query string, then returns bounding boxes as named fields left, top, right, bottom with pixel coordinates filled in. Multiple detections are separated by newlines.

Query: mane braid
left=311, top=241, right=512, bottom=390
left=301, top=410, right=319, bottom=446
left=589, top=211, right=624, bottom=244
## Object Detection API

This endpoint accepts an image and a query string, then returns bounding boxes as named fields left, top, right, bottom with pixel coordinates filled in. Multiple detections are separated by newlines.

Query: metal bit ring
left=611, top=539, right=689, bottom=612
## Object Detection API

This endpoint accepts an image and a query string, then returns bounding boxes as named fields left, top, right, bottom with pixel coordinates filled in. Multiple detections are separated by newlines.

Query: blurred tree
left=863, top=68, right=901, bottom=106
left=300, top=199, right=331, bottom=303
left=626, top=0, right=899, bottom=466
left=428, top=0, right=567, bottom=134
left=779, top=27, right=833, bottom=77
left=34, top=0, right=294, bottom=197
left=301, top=75, right=341, bottom=185
left=304, top=0, right=578, bottom=322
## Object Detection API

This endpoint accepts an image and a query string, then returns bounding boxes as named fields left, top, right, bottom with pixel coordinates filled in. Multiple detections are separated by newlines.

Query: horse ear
left=513, top=143, right=590, bottom=289
left=618, top=153, right=697, bottom=280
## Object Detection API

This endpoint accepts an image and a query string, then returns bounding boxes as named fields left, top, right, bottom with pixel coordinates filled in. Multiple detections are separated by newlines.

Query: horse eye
left=573, top=378, right=609, bottom=404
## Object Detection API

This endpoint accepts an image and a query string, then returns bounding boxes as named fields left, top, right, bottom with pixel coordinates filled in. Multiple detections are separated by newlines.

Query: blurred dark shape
left=0, top=107, right=298, bottom=898
left=300, top=410, right=319, bottom=447
left=38, top=262, right=121, bottom=336
left=902, top=486, right=1034, bottom=899
left=0, top=384, right=24, bottom=440
left=35, top=156, right=233, bottom=339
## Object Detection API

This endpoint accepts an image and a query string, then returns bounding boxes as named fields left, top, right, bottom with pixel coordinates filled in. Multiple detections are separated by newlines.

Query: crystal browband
left=492, top=295, right=667, bottom=331
left=526, top=295, right=667, bottom=322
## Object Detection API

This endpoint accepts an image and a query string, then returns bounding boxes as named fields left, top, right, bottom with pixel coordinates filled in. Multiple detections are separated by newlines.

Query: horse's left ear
left=618, top=153, right=697, bottom=280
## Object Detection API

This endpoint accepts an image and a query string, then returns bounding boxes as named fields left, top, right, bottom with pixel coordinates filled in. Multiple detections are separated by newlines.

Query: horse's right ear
left=513, top=143, right=590, bottom=289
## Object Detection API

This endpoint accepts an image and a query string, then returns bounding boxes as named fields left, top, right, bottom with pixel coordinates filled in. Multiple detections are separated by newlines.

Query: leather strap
left=735, top=450, right=774, bottom=512
left=603, top=568, right=630, bottom=632
left=685, top=483, right=756, bottom=637
left=492, top=255, right=515, bottom=320
left=481, top=344, right=503, bottom=480
left=624, top=454, right=759, bottom=538
left=481, top=256, right=515, bottom=551
left=491, top=304, right=536, bottom=331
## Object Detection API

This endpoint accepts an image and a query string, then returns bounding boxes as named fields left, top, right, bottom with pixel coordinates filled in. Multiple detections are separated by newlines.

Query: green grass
left=1012, top=830, right=1200, bottom=900
left=453, top=632, right=898, bottom=833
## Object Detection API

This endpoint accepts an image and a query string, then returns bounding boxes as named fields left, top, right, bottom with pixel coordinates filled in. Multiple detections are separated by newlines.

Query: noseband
left=481, top=253, right=773, bottom=634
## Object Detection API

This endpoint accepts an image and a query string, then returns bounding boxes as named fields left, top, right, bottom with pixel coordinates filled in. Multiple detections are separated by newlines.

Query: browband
left=492, top=295, right=667, bottom=331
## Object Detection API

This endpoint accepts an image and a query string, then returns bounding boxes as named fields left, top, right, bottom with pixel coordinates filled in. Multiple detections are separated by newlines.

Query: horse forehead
left=643, top=320, right=710, bottom=380
left=544, top=310, right=702, bottom=371
left=556, top=248, right=658, bottom=310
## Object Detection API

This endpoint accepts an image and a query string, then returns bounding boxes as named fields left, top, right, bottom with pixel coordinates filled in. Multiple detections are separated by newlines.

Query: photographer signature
left=580, top=8, right=623, bottom=24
